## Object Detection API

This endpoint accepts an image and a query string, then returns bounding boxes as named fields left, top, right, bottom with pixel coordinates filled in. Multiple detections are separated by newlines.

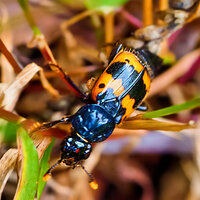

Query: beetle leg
left=79, top=162, right=95, bottom=183
left=43, top=159, right=63, bottom=181
left=87, top=77, right=97, bottom=90
left=30, top=116, right=72, bottom=133
left=136, top=103, right=148, bottom=111
left=48, top=63, right=89, bottom=102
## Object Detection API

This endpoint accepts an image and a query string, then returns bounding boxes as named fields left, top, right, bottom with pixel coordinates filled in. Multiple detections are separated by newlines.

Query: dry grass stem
left=143, top=0, right=153, bottom=26
left=159, top=0, right=169, bottom=11
left=104, top=11, right=115, bottom=56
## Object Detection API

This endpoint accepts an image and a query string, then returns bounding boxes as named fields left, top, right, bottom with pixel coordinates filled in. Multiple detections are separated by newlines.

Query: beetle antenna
left=79, top=162, right=94, bottom=182
left=79, top=162, right=99, bottom=190
left=43, top=159, right=63, bottom=181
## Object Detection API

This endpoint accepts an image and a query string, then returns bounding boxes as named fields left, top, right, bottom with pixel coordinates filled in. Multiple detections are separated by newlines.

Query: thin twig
left=119, top=8, right=142, bottom=28
left=0, top=38, right=22, bottom=73
left=61, top=9, right=97, bottom=30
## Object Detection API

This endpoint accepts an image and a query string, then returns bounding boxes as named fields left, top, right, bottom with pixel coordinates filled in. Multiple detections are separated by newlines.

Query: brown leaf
left=119, top=118, right=195, bottom=132
left=0, top=63, right=59, bottom=111
left=0, top=149, right=18, bottom=196
left=0, top=63, right=41, bottom=110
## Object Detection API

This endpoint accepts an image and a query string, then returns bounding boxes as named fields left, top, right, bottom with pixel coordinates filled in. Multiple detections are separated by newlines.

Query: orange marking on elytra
left=91, top=73, right=125, bottom=101
left=113, top=52, right=144, bottom=73
left=143, top=70, right=151, bottom=93
left=91, top=73, right=113, bottom=101
left=121, top=95, right=135, bottom=122
left=91, top=50, right=148, bottom=103
left=111, top=79, right=124, bottom=96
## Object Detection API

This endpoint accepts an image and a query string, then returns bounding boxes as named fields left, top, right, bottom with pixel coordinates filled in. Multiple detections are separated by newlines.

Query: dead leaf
left=119, top=118, right=195, bottom=132
left=0, top=63, right=41, bottom=110
left=0, top=149, right=18, bottom=196
left=0, top=63, right=59, bottom=111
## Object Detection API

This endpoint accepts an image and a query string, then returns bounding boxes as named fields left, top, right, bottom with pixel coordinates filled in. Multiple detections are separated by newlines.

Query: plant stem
left=143, top=0, right=153, bottom=26
left=17, top=0, right=41, bottom=35
left=18, top=0, right=86, bottom=98
left=119, top=8, right=142, bottom=28
left=104, top=11, right=114, bottom=56
left=159, top=0, right=168, bottom=10
left=34, top=35, right=57, bottom=64
left=0, top=39, right=22, bottom=73
left=24, top=12, right=41, bottom=35
left=61, top=9, right=97, bottom=30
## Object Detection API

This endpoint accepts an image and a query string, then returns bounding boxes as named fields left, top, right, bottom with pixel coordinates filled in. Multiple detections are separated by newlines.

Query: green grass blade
left=17, top=0, right=41, bottom=35
left=18, top=0, right=29, bottom=11
left=0, top=120, right=19, bottom=143
left=14, top=128, right=39, bottom=200
left=37, top=139, right=55, bottom=200
left=143, top=97, right=200, bottom=119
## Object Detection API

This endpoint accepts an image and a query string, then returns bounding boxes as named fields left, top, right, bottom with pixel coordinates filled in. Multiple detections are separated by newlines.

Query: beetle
left=32, top=43, right=161, bottom=187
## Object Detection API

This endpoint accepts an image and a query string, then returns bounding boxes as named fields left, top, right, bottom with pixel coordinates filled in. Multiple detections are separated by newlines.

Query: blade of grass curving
left=143, top=97, right=200, bottom=119
left=37, top=139, right=55, bottom=200
left=14, top=128, right=39, bottom=200
left=17, top=0, right=41, bottom=35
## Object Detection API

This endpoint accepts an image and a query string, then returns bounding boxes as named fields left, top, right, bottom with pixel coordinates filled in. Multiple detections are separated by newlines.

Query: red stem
left=119, top=9, right=142, bottom=28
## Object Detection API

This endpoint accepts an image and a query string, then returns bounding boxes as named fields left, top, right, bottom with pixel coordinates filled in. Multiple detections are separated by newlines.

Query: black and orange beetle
left=33, top=43, right=162, bottom=188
